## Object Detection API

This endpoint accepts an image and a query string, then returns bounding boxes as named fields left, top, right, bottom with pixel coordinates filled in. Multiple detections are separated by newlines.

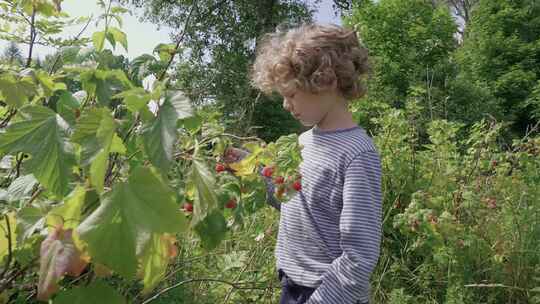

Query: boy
left=225, top=23, right=382, bottom=304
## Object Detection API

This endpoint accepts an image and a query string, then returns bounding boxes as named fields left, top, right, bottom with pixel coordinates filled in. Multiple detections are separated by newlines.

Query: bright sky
left=1, top=0, right=340, bottom=61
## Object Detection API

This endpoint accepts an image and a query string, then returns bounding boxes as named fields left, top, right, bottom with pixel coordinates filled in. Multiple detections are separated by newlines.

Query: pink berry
left=215, top=163, right=226, bottom=173
left=225, top=198, right=237, bottom=209
left=274, top=176, right=285, bottom=184
left=292, top=180, right=302, bottom=191
left=262, top=166, right=274, bottom=177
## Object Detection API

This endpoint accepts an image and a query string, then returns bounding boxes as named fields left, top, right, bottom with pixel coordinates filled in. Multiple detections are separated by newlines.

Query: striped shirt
left=260, top=124, right=383, bottom=304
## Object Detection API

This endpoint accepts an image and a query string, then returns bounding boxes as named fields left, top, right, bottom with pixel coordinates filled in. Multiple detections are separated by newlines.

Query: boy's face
left=280, top=88, right=340, bottom=127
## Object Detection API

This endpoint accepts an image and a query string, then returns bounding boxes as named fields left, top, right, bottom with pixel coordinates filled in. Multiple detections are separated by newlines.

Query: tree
left=1, top=42, right=23, bottom=65
left=456, top=0, right=540, bottom=136
left=123, top=0, right=315, bottom=140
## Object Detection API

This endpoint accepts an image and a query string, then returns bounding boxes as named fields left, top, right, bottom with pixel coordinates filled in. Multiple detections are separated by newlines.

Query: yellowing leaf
left=46, top=185, right=86, bottom=230
left=138, top=233, right=178, bottom=294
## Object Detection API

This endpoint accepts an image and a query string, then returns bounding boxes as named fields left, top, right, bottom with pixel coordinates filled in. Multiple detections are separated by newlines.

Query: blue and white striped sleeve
left=305, top=150, right=383, bottom=304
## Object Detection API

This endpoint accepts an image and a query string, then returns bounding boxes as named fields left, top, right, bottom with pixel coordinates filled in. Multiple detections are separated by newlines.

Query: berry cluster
left=261, top=165, right=302, bottom=200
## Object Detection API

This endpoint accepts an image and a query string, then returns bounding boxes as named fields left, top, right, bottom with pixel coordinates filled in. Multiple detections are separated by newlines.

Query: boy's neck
left=314, top=100, right=357, bottom=132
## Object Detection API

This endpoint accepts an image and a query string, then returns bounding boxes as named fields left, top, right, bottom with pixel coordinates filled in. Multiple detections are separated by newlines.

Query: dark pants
left=278, top=268, right=369, bottom=304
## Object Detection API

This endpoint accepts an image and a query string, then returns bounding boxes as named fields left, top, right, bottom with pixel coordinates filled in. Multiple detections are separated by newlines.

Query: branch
left=158, top=1, right=198, bottom=82
left=25, top=5, right=36, bottom=68
left=141, top=278, right=278, bottom=304
left=48, top=13, right=94, bottom=75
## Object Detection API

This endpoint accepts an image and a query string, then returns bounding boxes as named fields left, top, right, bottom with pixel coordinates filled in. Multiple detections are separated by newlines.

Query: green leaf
left=105, top=30, right=116, bottom=49
left=108, top=27, right=128, bottom=52
left=110, top=133, right=126, bottom=154
left=77, top=166, right=187, bottom=279
left=0, top=74, right=36, bottom=108
left=35, top=70, right=60, bottom=97
left=46, top=186, right=86, bottom=230
left=189, top=159, right=220, bottom=225
left=219, top=250, right=248, bottom=271
left=15, top=206, right=45, bottom=244
left=0, top=106, right=75, bottom=198
left=54, top=280, right=126, bottom=304
left=94, top=70, right=113, bottom=106
left=141, top=98, right=178, bottom=173
left=193, top=209, right=227, bottom=250
left=71, top=108, right=117, bottom=193
left=56, top=90, right=81, bottom=126
left=113, top=15, right=123, bottom=28
left=113, top=87, right=151, bottom=113
left=178, top=114, right=202, bottom=134
left=6, top=174, right=38, bottom=203
left=166, top=90, right=193, bottom=119
left=92, top=31, right=106, bottom=52
left=153, top=43, right=176, bottom=62
left=58, top=46, right=81, bottom=64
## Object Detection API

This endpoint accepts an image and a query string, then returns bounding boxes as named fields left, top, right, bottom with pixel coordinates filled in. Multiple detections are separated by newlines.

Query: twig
left=158, top=1, right=198, bottom=82
left=0, top=109, right=17, bottom=128
left=464, top=283, right=526, bottom=291
left=25, top=5, right=36, bottom=68
left=141, top=278, right=278, bottom=304
left=48, top=13, right=93, bottom=75
left=0, top=257, right=38, bottom=292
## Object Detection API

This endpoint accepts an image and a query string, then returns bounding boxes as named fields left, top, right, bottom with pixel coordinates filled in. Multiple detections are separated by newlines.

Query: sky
left=1, top=0, right=341, bottom=61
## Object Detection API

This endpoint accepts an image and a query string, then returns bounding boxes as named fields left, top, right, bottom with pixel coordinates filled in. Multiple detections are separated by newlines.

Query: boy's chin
left=298, top=119, right=315, bottom=127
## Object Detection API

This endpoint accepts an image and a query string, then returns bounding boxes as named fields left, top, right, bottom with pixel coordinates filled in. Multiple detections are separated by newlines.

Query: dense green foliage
left=0, top=0, right=539, bottom=303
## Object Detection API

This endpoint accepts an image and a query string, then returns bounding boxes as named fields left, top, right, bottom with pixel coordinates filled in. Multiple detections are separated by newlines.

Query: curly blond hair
left=249, top=23, right=370, bottom=101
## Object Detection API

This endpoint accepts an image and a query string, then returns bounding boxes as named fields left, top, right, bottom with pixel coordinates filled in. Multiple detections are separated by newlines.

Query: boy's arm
left=305, top=150, right=383, bottom=304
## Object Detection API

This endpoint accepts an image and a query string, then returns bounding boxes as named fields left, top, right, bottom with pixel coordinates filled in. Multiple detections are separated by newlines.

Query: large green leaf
left=92, top=31, right=106, bottom=52
left=140, top=90, right=193, bottom=174
left=193, top=209, right=227, bottom=250
left=56, top=90, right=81, bottom=126
left=0, top=106, right=75, bottom=198
left=113, top=87, right=151, bottom=113
left=188, top=159, right=220, bottom=225
left=0, top=74, right=36, bottom=108
left=71, top=108, right=124, bottom=193
left=54, top=280, right=126, bottom=304
left=6, top=174, right=38, bottom=203
left=141, top=99, right=178, bottom=173
left=166, top=90, right=193, bottom=119
left=76, top=166, right=187, bottom=279
left=108, top=27, right=128, bottom=52
left=80, top=69, right=132, bottom=106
